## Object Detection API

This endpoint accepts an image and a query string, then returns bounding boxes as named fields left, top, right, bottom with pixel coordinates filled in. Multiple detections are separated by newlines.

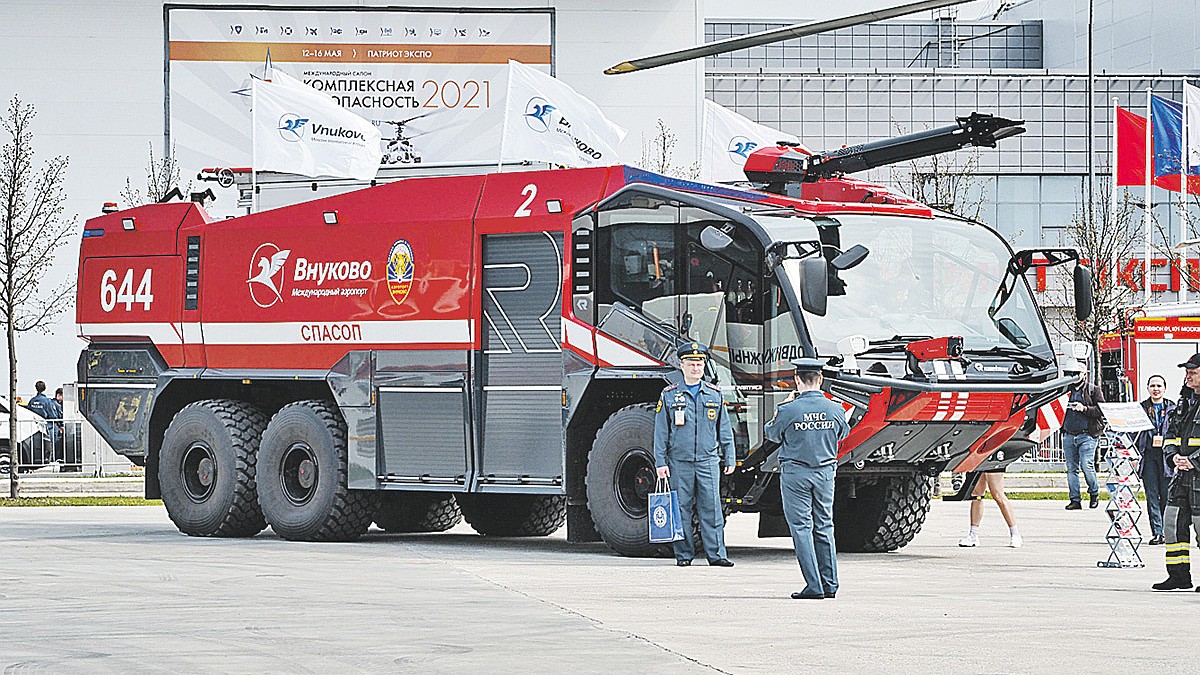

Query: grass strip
left=0, top=496, right=161, bottom=507
left=956, top=492, right=1145, bottom=501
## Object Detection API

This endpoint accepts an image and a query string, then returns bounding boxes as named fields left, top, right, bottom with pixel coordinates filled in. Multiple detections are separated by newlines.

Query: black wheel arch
left=563, top=372, right=670, bottom=540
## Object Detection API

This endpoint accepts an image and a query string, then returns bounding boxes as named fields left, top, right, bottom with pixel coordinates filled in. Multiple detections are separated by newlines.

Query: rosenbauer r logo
left=278, top=114, right=309, bottom=142
left=248, top=243, right=291, bottom=308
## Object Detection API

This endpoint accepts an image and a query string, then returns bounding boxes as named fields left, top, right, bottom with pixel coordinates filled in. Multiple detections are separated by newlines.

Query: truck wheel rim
left=181, top=443, right=216, bottom=502
left=615, top=448, right=654, bottom=518
left=280, top=442, right=318, bottom=506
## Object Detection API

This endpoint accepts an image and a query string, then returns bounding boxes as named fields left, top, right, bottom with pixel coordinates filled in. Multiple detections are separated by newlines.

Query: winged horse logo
left=247, top=244, right=291, bottom=308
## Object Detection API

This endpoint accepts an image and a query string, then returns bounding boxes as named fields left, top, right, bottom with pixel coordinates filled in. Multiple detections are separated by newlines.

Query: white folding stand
left=1098, top=431, right=1144, bottom=568
left=1094, top=402, right=1155, bottom=569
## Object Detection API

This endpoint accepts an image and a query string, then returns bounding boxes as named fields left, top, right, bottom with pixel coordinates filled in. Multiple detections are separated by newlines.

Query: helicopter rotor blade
left=604, top=0, right=974, bottom=75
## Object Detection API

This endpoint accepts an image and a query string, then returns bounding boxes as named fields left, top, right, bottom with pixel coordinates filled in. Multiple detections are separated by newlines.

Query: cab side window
left=596, top=195, right=678, bottom=324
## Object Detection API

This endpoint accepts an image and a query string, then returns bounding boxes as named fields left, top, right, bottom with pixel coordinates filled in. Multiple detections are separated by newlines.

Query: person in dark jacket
left=25, top=380, right=60, bottom=462
left=1153, top=353, right=1200, bottom=591
left=1137, top=374, right=1176, bottom=545
left=1060, top=359, right=1105, bottom=510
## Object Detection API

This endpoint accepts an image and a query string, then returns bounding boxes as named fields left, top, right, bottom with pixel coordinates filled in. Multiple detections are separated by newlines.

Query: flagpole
left=1145, top=87, right=1153, bottom=306
left=498, top=62, right=512, bottom=174
left=251, top=81, right=259, bottom=214
left=1183, top=78, right=1190, bottom=302
left=1111, top=98, right=1119, bottom=295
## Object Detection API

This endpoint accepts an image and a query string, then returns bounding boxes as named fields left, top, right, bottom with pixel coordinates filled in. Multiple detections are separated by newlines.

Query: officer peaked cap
left=790, top=357, right=826, bottom=372
left=677, top=342, right=710, bottom=360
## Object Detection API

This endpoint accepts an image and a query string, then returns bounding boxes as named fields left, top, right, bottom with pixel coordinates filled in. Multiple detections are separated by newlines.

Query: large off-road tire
left=256, top=400, right=375, bottom=542
left=457, top=494, right=566, bottom=536
left=834, top=473, right=934, bottom=553
left=374, top=492, right=462, bottom=533
left=159, top=400, right=268, bottom=538
left=585, top=403, right=671, bottom=558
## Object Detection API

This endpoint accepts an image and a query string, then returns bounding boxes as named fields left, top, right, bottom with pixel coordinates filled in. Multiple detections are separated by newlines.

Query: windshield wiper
left=966, top=346, right=1052, bottom=369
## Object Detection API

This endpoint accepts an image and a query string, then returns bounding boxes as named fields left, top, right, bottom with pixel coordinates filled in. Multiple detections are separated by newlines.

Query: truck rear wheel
left=834, top=473, right=934, bottom=552
left=159, top=400, right=268, bottom=538
left=256, top=400, right=375, bottom=542
left=457, top=494, right=566, bottom=536
left=374, top=492, right=462, bottom=533
left=585, top=403, right=672, bottom=558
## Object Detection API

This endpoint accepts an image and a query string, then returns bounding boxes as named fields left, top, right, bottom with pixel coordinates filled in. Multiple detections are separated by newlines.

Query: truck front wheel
left=256, top=400, right=375, bottom=542
left=833, top=473, right=934, bottom=552
left=585, top=403, right=672, bottom=558
left=374, top=492, right=462, bottom=533
left=158, top=400, right=268, bottom=538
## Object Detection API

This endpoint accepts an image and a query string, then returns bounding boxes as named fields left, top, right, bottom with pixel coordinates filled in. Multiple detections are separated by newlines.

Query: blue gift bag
left=648, top=478, right=685, bottom=543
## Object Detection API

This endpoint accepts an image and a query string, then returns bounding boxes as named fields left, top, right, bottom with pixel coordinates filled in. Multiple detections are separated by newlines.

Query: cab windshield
left=787, top=215, right=1053, bottom=361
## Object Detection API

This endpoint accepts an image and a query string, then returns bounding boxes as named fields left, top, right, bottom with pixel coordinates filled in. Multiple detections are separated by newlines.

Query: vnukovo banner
left=167, top=7, right=552, bottom=178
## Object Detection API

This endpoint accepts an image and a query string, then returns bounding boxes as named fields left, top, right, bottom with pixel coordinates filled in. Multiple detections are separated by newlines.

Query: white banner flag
left=1186, top=82, right=1200, bottom=171
left=701, top=99, right=807, bottom=183
left=252, top=70, right=383, bottom=180
left=500, top=60, right=626, bottom=167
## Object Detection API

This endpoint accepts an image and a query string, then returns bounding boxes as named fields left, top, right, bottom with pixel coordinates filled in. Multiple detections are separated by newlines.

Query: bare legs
left=961, top=472, right=1020, bottom=547
left=970, top=473, right=1017, bottom=527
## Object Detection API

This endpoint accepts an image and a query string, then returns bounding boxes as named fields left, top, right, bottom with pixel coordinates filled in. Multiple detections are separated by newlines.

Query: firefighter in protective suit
left=1153, top=352, right=1200, bottom=591
left=654, top=342, right=736, bottom=567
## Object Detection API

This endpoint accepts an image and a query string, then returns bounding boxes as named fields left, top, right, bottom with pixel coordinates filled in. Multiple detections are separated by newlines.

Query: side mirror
left=700, top=225, right=733, bottom=252
left=1073, top=265, right=1093, bottom=321
left=831, top=244, right=869, bottom=271
left=801, top=257, right=829, bottom=316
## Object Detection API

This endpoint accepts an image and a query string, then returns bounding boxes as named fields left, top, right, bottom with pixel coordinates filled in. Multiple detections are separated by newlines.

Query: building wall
left=999, top=0, right=1200, bottom=72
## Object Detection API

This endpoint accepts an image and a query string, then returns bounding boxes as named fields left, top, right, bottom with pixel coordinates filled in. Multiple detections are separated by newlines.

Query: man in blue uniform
left=654, top=342, right=737, bottom=567
left=764, top=358, right=849, bottom=599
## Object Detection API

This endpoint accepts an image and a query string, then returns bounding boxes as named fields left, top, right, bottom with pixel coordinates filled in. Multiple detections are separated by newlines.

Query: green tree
left=637, top=119, right=699, bottom=179
left=1053, top=176, right=1140, bottom=382
left=0, top=96, right=76, bottom=497
left=120, top=141, right=188, bottom=206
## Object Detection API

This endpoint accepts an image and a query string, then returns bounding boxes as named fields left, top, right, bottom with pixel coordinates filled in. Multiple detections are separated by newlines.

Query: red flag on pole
left=1117, top=106, right=1200, bottom=191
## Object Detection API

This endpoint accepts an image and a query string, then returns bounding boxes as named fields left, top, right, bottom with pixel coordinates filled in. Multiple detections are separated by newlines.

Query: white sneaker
left=958, top=533, right=978, bottom=547
left=1009, top=533, right=1023, bottom=548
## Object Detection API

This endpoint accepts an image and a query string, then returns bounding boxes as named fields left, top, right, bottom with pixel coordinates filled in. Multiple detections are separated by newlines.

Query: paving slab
left=0, top=500, right=1191, bottom=673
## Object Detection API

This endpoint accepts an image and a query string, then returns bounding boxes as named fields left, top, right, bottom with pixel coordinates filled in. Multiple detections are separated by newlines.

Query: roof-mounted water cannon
left=744, top=112, right=1025, bottom=193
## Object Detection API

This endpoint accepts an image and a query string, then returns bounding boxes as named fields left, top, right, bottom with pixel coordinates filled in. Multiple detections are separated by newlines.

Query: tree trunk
left=8, top=313, right=17, bottom=498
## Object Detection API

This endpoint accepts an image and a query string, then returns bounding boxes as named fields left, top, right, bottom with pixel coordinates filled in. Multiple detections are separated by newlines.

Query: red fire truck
left=75, top=114, right=1091, bottom=555
left=1100, top=302, right=1200, bottom=403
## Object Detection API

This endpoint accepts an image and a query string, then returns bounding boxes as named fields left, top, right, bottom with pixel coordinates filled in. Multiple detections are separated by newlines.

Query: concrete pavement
left=0, top=500, right=1194, bottom=673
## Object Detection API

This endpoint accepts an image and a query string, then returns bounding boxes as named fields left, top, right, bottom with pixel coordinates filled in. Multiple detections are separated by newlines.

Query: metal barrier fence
left=1021, top=430, right=1065, bottom=463
left=0, top=416, right=132, bottom=477
left=1018, top=430, right=1123, bottom=470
